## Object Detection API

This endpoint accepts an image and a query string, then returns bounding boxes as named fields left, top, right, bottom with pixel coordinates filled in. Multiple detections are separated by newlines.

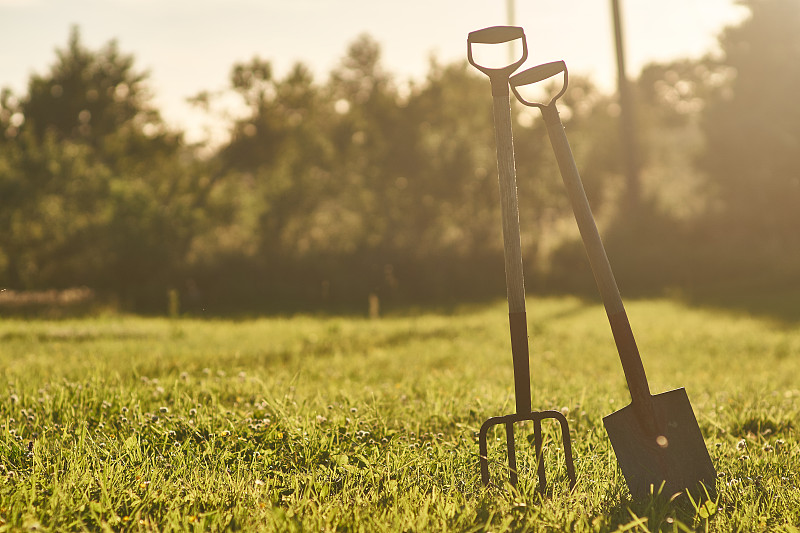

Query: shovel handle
left=469, top=26, right=531, bottom=414
left=511, top=62, right=654, bottom=410
left=538, top=102, right=652, bottom=408
left=510, top=60, right=568, bottom=108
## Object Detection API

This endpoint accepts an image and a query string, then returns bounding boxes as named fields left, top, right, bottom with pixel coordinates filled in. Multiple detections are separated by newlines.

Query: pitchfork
left=468, top=26, right=576, bottom=492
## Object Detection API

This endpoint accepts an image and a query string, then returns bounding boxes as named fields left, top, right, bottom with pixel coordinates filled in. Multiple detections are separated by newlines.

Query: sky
left=1, top=0, right=749, bottom=144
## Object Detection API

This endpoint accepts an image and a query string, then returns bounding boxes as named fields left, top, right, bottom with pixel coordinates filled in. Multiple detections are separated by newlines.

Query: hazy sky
left=1, top=0, right=748, bottom=142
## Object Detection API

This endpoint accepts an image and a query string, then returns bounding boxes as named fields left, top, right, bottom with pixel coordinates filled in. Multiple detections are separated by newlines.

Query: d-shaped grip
left=467, top=26, right=528, bottom=95
left=468, top=25, right=524, bottom=45
left=510, top=60, right=568, bottom=108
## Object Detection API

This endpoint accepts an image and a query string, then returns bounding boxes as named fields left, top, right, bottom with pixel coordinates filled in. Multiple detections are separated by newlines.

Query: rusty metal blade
left=603, top=387, right=716, bottom=499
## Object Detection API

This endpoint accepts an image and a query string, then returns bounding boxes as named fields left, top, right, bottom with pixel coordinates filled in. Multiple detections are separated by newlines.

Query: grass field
left=1, top=296, right=799, bottom=531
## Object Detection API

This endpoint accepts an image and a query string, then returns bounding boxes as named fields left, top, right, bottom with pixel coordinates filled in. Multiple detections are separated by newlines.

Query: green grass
left=1, top=296, right=799, bottom=531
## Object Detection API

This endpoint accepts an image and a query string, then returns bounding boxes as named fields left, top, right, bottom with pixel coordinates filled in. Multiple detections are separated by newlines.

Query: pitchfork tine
left=558, top=413, right=577, bottom=485
left=506, top=421, right=519, bottom=486
left=479, top=421, right=490, bottom=485
left=534, top=418, right=546, bottom=491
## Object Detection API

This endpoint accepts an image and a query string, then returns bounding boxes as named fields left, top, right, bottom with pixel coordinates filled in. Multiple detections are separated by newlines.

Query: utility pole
left=507, top=0, right=516, bottom=62
left=610, top=0, right=640, bottom=209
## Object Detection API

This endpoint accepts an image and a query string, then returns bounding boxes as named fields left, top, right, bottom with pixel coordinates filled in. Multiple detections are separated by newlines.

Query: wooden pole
left=610, top=0, right=640, bottom=208
left=507, top=0, right=516, bottom=63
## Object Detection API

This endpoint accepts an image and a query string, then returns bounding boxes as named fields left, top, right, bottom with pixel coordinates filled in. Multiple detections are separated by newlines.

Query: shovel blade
left=603, top=387, right=716, bottom=499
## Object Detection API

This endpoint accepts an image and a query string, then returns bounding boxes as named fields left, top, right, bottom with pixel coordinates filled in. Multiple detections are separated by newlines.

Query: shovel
left=509, top=60, right=716, bottom=499
left=468, top=26, right=576, bottom=491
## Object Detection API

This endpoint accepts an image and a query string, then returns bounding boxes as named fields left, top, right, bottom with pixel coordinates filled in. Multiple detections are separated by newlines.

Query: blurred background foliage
left=0, top=0, right=798, bottom=315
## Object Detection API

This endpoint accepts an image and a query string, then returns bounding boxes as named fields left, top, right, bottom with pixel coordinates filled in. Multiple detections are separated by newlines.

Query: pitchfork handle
left=540, top=104, right=653, bottom=412
left=469, top=25, right=532, bottom=415
left=467, top=26, right=528, bottom=97
left=491, top=91, right=531, bottom=415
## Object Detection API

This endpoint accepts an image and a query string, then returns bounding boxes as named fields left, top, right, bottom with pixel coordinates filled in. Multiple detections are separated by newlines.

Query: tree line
left=1, top=0, right=798, bottom=314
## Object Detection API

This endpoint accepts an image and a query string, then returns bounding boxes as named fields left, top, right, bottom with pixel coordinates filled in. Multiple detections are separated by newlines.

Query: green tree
left=198, top=36, right=635, bottom=307
left=0, top=27, right=215, bottom=311
left=0, top=128, right=110, bottom=288
left=188, top=52, right=342, bottom=308
left=22, top=27, right=162, bottom=149
left=700, top=0, right=800, bottom=257
left=633, top=58, right=727, bottom=224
